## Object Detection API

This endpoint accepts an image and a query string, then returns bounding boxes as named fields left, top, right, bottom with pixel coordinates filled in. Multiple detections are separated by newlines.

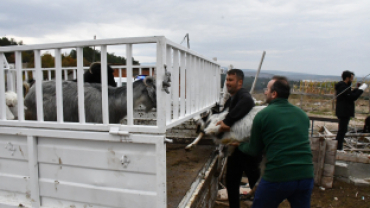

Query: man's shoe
left=337, top=150, right=346, bottom=153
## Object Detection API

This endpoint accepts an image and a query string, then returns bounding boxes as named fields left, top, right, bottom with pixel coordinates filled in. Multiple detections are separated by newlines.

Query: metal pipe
left=250, top=51, right=266, bottom=94
left=311, top=133, right=370, bottom=138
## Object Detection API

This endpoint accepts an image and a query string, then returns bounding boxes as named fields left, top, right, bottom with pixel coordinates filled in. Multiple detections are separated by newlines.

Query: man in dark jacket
left=216, top=69, right=262, bottom=208
left=335, top=71, right=367, bottom=151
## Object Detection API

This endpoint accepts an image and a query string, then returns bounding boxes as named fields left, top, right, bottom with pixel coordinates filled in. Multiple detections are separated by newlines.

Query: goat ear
left=89, top=62, right=101, bottom=74
left=143, top=76, right=154, bottom=87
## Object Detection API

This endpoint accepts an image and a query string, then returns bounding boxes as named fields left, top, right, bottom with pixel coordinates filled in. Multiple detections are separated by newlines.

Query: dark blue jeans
left=252, top=178, right=314, bottom=208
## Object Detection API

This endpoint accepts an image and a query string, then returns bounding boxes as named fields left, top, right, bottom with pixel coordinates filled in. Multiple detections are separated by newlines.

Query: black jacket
left=222, top=88, right=255, bottom=127
left=335, top=81, right=363, bottom=118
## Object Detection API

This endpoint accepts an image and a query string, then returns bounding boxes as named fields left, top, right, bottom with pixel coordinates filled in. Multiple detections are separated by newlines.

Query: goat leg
left=242, top=183, right=258, bottom=200
left=215, top=144, right=225, bottom=177
left=185, top=132, right=204, bottom=151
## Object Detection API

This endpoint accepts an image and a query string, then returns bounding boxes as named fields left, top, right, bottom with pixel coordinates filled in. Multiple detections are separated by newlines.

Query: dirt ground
left=215, top=179, right=370, bottom=208
left=166, top=143, right=216, bottom=208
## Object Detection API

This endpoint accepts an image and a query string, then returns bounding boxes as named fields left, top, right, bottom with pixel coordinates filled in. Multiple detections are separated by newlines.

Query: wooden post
left=314, top=137, right=327, bottom=185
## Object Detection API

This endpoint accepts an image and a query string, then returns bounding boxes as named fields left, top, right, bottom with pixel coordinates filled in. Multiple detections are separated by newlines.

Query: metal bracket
left=164, top=138, right=173, bottom=143
left=120, top=155, right=130, bottom=168
left=5, top=142, right=16, bottom=156
left=109, top=127, right=130, bottom=136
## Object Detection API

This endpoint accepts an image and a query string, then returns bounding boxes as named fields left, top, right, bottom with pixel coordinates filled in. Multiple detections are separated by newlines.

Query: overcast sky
left=1, top=0, right=369, bottom=77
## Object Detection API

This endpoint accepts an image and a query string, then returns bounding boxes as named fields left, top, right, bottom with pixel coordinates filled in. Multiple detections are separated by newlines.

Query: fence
left=292, top=80, right=370, bottom=113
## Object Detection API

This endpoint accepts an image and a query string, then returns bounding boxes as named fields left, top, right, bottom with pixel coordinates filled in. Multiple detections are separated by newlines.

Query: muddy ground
left=215, top=179, right=370, bottom=208
left=166, top=144, right=216, bottom=208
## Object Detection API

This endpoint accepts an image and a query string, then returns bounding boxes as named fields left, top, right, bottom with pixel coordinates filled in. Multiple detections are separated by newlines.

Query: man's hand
left=216, top=121, right=230, bottom=132
left=229, top=142, right=240, bottom=146
left=359, top=83, right=368, bottom=91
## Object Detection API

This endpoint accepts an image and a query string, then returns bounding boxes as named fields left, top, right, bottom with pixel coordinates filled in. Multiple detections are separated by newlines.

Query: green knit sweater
left=239, top=98, right=314, bottom=182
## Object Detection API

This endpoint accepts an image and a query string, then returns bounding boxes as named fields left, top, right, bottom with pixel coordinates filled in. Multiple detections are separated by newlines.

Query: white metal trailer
left=0, top=36, right=221, bottom=208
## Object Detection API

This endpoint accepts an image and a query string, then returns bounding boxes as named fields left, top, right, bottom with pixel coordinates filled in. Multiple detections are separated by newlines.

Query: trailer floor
left=167, top=144, right=216, bottom=208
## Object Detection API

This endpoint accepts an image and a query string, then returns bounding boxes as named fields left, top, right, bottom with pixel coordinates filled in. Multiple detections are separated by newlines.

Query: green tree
left=70, top=47, right=140, bottom=65
left=42, top=53, right=55, bottom=68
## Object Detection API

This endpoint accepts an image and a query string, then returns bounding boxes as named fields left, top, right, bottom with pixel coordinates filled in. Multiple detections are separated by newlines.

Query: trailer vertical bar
left=76, top=47, right=85, bottom=124
left=73, top=68, right=77, bottom=79
left=7, top=68, right=15, bottom=92
left=192, top=56, right=197, bottom=113
left=101, top=45, right=109, bottom=124
left=156, top=37, right=167, bottom=132
left=180, top=51, right=186, bottom=118
left=185, top=53, right=192, bottom=115
left=15, top=51, right=25, bottom=121
left=34, top=50, right=44, bottom=121
left=0, top=53, right=5, bottom=120
left=126, top=44, right=134, bottom=126
left=172, top=49, right=179, bottom=120
left=195, top=57, right=200, bottom=111
left=117, top=67, right=122, bottom=87
left=27, top=135, right=40, bottom=207
left=64, top=69, right=68, bottom=81
left=55, top=49, right=64, bottom=123
left=156, top=136, right=167, bottom=208
left=166, top=46, right=172, bottom=124
left=207, top=62, right=211, bottom=106
left=48, top=70, right=51, bottom=80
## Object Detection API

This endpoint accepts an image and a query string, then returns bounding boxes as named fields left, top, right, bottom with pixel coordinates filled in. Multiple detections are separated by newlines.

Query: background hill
left=220, top=67, right=342, bottom=81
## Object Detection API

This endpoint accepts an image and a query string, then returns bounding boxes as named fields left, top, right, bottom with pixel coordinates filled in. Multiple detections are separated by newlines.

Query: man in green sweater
left=239, top=76, right=314, bottom=208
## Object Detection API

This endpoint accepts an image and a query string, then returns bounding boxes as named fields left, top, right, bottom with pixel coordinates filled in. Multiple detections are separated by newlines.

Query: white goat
left=5, top=91, right=18, bottom=120
left=186, top=106, right=266, bottom=152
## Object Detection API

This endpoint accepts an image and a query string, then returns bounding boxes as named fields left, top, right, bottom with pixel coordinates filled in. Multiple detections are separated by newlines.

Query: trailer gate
left=0, top=36, right=221, bottom=208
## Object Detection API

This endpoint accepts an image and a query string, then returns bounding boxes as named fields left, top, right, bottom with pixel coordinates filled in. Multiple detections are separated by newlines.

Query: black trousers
left=335, top=117, right=350, bottom=150
left=226, top=148, right=262, bottom=208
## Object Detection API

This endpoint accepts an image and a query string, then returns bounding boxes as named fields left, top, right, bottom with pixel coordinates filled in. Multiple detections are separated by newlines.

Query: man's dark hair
left=342, top=70, right=354, bottom=81
left=227, top=69, right=244, bottom=82
left=271, top=76, right=290, bottom=99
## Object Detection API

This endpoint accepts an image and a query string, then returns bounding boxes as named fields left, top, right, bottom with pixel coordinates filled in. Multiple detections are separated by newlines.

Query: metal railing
left=0, top=36, right=220, bottom=134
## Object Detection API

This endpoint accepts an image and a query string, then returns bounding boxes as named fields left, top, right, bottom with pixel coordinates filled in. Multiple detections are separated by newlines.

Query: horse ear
left=144, top=76, right=154, bottom=87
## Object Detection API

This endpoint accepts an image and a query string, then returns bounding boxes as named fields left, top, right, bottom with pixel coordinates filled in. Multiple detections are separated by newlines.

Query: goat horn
left=144, top=76, right=154, bottom=87
left=185, top=132, right=204, bottom=151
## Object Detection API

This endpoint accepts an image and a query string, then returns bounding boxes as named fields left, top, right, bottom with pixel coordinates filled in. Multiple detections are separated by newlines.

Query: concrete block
left=334, top=162, right=349, bottom=177
left=335, top=176, right=351, bottom=183
left=348, top=162, right=370, bottom=179
left=349, top=177, right=370, bottom=187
